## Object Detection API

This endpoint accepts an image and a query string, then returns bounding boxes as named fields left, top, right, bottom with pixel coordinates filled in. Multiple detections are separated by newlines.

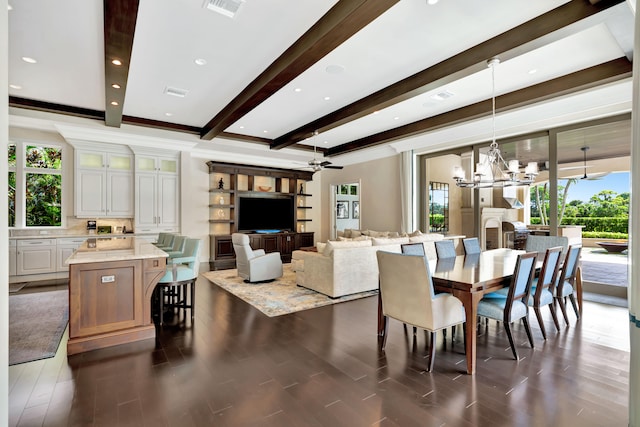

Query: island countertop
left=66, top=236, right=168, bottom=265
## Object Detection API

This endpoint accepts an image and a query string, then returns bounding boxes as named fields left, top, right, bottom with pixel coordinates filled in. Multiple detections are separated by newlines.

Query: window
left=429, top=182, right=449, bottom=233
left=8, top=142, right=63, bottom=228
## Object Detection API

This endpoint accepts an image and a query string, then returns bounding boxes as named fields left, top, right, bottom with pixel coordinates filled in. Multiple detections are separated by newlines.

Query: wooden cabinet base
left=67, top=255, right=166, bottom=355
left=67, top=325, right=156, bottom=356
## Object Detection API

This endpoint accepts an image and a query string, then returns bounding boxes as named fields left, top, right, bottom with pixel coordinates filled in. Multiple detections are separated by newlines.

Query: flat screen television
left=237, top=196, right=295, bottom=232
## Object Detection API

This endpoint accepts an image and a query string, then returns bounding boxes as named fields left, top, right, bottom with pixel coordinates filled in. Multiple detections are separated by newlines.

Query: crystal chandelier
left=453, top=58, right=538, bottom=188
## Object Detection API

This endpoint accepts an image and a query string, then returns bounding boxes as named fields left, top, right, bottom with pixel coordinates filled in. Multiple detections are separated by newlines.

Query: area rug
left=9, top=290, right=69, bottom=365
left=202, top=265, right=378, bottom=317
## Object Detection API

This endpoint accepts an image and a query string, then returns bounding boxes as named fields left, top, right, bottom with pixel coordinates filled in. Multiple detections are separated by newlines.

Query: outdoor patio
left=581, top=246, right=629, bottom=307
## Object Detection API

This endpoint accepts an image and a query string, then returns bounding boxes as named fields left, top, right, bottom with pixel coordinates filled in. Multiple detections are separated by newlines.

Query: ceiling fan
left=304, top=131, right=343, bottom=172
left=579, top=146, right=608, bottom=180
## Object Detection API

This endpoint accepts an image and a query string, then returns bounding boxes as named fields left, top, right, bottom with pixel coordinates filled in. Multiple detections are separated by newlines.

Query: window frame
left=9, top=140, right=66, bottom=229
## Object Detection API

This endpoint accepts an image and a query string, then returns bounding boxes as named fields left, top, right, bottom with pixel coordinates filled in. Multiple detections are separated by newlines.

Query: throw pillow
left=323, top=239, right=372, bottom=256
left=372, top=237, right=410, bottom=246
left=316, top=242, right=327, bottom=253
left=409, top=233, right=444, bottom=243
left=409, top=229, right=423, bottom=237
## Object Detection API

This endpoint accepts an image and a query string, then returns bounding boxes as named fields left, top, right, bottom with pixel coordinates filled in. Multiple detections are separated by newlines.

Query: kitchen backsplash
left=10, top=217, right=134, bottom=237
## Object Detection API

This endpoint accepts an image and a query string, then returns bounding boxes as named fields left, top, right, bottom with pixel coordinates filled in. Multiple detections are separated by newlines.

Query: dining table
left=377, top=248, right=528, bottom=375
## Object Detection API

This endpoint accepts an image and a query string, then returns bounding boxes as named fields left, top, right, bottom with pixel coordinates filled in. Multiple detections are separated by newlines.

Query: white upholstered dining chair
left=376, top=251, right=466, bottom=372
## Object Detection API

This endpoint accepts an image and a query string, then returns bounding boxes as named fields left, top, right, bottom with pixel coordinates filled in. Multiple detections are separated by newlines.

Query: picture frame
left=352, top=201, right=360, bottom=219
left=336, top=201, right=349, bottom=219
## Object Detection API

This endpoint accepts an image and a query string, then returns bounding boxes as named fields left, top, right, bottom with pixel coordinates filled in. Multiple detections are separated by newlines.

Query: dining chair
left=376, top=251, right=466, bottom=372
left=435, top=240, right=456, bottom=259
left=462, top=237, right=481, bottom=255
left=555, top=245, right=582, bottom=325
left=528, top=246, right=563, bottom=339
left=476, top=252, right=538, bottom=360
left=156, top=238, right=201, bottom=325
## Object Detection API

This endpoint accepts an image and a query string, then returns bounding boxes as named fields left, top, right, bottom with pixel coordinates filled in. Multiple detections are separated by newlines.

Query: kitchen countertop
left=66, top=236, right=168, bottom=265
left=9, top=233, right=144, bottom=240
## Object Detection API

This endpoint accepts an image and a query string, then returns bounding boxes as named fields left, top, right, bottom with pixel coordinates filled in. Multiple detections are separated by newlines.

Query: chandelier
left=453, top=57, right=538, bottom=188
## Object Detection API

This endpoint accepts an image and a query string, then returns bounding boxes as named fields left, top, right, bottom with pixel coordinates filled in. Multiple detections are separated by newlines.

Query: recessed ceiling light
left=528, top=68, right=538, bottom=75
left=263, top=130, right=269, bottom=134
left=110, top=101, right=119, bottom=106
left=394, top=117, right=400, bottom=120
left=165, top=112, right=173, bottom=117
left=294, top=88, right=302, bottom=93
left=325, top=64, right=344, bottom=74
left=111, top=59, right=122, bottom=66
left=323, top=96, right=331, bottom=101
left=9, top=84, right=22, bottom=90
left=8, top=4, right=13, bottom=10
left=21, top=57, right=37, bottom=64
left=111, top=83, right=121, bottom=89
left=427, top=0, right=439, bottom=4
left=194, top=58, right=207, bottom=66
left=372, top=111, right=380, bottom=115
left=239, top=126, right=245, bottom=129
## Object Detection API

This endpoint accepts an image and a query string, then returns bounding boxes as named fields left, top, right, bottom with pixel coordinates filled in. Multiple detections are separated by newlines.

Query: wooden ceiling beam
left=9, top=96, right=105, bottom=121
left=199, top=0, right=400, bottom=141
left=326, top=58, right=632, bottom=156
left=271, top=0, right=627, bottom=150
left=104, top=0, right=140, bottom=127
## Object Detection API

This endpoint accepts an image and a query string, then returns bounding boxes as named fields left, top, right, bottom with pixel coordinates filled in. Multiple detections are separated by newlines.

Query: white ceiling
left=7, top=0, right=636, bottom=170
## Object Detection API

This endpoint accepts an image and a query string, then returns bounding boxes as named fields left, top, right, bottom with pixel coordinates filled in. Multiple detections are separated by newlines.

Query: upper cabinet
left=134, top=152, right=180, bottom=233
left=74, top=146, right=134, bottom=218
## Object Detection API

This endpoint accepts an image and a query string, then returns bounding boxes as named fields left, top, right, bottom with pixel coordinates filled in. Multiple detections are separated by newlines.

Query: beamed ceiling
left=7, top=0, right=635, bottom=170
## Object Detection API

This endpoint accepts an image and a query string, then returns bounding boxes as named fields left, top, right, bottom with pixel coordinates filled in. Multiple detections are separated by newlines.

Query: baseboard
left=582, top=281, right=627, bottom=299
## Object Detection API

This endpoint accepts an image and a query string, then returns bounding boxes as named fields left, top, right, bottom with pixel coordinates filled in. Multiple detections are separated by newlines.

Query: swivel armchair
left=232, top=233, right=283, bottom=283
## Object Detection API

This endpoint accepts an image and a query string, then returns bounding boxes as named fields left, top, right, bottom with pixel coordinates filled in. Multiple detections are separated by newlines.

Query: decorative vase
left=218, top=195, right=225, bottom=205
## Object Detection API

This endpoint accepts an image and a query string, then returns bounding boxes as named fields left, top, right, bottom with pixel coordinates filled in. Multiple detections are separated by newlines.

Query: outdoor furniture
left=596, top=241, right=628, bottom=253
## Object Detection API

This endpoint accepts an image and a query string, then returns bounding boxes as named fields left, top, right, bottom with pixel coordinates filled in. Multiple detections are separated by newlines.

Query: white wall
left=181, top=153, right=211, bottom=269
left=319, top=155, right=402, bottom=241
left=2, top=0, right=9, bottom=419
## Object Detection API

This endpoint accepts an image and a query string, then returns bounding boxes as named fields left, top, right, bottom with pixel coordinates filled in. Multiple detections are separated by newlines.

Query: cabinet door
left=107, top=171, right=134, bottom=217
left=9, top=247, right=16, bottom=276
left=17, top=242, right=57, bottom=275
left=77, top=151, right=105, bottom=169
left=76, top=169, right=106, bottom=217
left=135, top=173, right=157, bottom=229
left=157, top=174, right=179, bottom=227
left=57, top=246, right=77, bottom=272
left=158, top=157, right=178, bottom=174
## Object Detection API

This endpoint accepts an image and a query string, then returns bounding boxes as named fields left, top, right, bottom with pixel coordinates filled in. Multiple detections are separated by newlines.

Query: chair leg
left=557, top=296, right=571, bottom=325
left=522, top=317, right=535, bottom=349
left=190, top=279, right=195, bottom=321
left=427, top=331, right=436, bottom=372
left=533, top=306, right=547, bottom=340
left=381, top=316, right=389, bottom=350
left=568, top=294, right=580, bottom=320
left=548, top=303, right=561, bottom=332
left=503, top=322, right=519, bottom=360
left=159, top=286, right=165, bottom=326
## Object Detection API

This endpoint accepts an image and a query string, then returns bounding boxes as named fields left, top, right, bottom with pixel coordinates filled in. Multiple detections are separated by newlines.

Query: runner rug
left=202, top=264, right=377, bottom=317
left=9, top=290, right=69, bottom=365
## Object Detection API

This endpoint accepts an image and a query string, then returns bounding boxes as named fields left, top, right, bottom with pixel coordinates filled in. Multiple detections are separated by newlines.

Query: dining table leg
left=453, top=289, right=483, bottom=375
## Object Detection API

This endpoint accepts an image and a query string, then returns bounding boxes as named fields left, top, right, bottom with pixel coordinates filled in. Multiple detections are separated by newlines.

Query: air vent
left=430, top=90, right=455, bottom=101
left=163, top=86, right=189, bottom=98
left=203, top=0, right=244, bottom=18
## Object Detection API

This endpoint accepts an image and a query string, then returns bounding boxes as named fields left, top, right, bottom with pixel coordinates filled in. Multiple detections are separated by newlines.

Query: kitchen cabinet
left=75, top=149, right=134, bottom=218
left=9, top=240, right=16, bottom=276
left=56, top=237, right=87, bottom=272
left=16, top=239, right=57, bottom=275
left=134, top=154, right=180, bottom=233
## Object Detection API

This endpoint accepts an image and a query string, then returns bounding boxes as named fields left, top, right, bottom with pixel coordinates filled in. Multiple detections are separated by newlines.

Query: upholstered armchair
left=232, top=233, right=283, bottom=283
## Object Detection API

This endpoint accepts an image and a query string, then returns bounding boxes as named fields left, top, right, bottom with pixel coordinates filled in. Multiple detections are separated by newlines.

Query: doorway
left=329, top=182, right=360, bottom=240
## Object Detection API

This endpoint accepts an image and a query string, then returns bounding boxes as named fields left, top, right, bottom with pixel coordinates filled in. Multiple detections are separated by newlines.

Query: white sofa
left=291, top=233, right=444, bottom=298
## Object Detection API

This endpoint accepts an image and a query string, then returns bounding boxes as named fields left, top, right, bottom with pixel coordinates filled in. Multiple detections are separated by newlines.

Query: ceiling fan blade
left=324, top=165, right=344, bottom=169
left=319, top=161, right=332, bottom=167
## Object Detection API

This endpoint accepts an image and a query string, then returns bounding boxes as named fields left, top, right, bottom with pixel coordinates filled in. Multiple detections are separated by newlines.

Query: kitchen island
left=65, top=237, right=167, bottom=355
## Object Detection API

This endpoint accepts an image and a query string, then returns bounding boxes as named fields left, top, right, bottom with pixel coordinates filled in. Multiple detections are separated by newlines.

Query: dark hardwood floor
left=9, top=277, right=630, bottom=426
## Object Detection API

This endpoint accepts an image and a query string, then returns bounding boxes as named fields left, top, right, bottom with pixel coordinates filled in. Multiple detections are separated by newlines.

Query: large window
left=8, top=142, right=63, bottom=228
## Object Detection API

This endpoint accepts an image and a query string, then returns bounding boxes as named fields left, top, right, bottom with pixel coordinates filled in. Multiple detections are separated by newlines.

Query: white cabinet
left=134, top=154, right=180, bottom=233
left=16, top=239, right=57, bottom=275
left=56, top=237, right=86, bottom=272
left=75, top=149, right=134, bottom=218
left=9, top=240, right=16, bottom=276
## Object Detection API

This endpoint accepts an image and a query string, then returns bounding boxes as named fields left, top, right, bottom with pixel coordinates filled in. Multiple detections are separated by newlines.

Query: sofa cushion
left=409, top=229, right=423, bottom=237
left=316, top=242, right=327, bottom=253
left=323, top=239, right=372, bottom=256
left=409, top=233, right=444, bottom=243
left=338, top=236, right=371, bottom=242
left=372, top=237, right=410, bottom=246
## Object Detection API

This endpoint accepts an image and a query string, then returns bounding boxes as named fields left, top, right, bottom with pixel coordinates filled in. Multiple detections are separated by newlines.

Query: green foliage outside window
left=8, top=143, right=63, bottom=227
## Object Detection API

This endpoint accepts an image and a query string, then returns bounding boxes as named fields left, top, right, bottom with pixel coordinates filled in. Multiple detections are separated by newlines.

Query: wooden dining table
left=377, top=248, right=527, bottom=375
